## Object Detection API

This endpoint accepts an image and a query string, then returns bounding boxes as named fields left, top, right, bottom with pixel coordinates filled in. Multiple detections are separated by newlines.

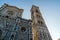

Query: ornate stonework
left=0, top=3, right=52, bottom=40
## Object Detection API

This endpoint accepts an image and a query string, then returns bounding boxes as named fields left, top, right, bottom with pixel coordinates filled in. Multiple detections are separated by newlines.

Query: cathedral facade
left=0, top=4, right=52, bottom=40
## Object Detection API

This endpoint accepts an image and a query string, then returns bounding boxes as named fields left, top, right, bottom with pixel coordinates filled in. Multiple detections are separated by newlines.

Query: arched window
left=38, top=21, right=40, bottom=24
left=38, top=20, right=43, bottom=26
left=36, top=9, right=39, bottom=13
left=40, top=21, right=43, bottom=26
left=37, top=14, right=40, bottom=18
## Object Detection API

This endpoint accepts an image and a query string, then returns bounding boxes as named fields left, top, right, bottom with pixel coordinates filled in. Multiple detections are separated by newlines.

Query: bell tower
left=31, top=5, right=52, bottom=40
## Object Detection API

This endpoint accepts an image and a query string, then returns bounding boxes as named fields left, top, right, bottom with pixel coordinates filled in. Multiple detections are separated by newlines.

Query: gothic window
left=38, top=21, right=40, bottom=24
left=40, top=21, right=43, bottom=26
left=36, top=9, right=39, bottom=13
left=0, top=30, right=2, bottom=37
left=37, top=14, right=40, bottom=18
left=10, top=35, right=14, bottom=40
left=21, top=27, right=26, bottom=32
left=38, top=20, right=43, bottom=26
left=8, top=11, right=14, bottom=15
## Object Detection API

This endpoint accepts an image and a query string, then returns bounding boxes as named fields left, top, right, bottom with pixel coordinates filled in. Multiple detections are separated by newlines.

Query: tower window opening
left=41, top=21, right=43, bottom=25
left=36, top=9, right=39, bottom=13
left=37, top=15, right=40, bottom=18
left=38, top=21, right=43, bottom=26
left=40, top=21, right=44, bottom=26
left=38, top=21, right=40, bottom=24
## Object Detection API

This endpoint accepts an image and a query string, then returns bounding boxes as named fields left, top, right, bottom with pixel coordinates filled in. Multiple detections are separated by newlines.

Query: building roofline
left=0, top=3, right=24, bottom=12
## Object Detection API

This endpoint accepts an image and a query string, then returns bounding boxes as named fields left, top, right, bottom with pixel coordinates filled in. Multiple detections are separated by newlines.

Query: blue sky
left=0, top=0, right=60, bottom=40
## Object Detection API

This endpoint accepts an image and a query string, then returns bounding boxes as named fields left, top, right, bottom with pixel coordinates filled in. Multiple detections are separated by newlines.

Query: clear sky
left=0, top=0, right=60, bottom=40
